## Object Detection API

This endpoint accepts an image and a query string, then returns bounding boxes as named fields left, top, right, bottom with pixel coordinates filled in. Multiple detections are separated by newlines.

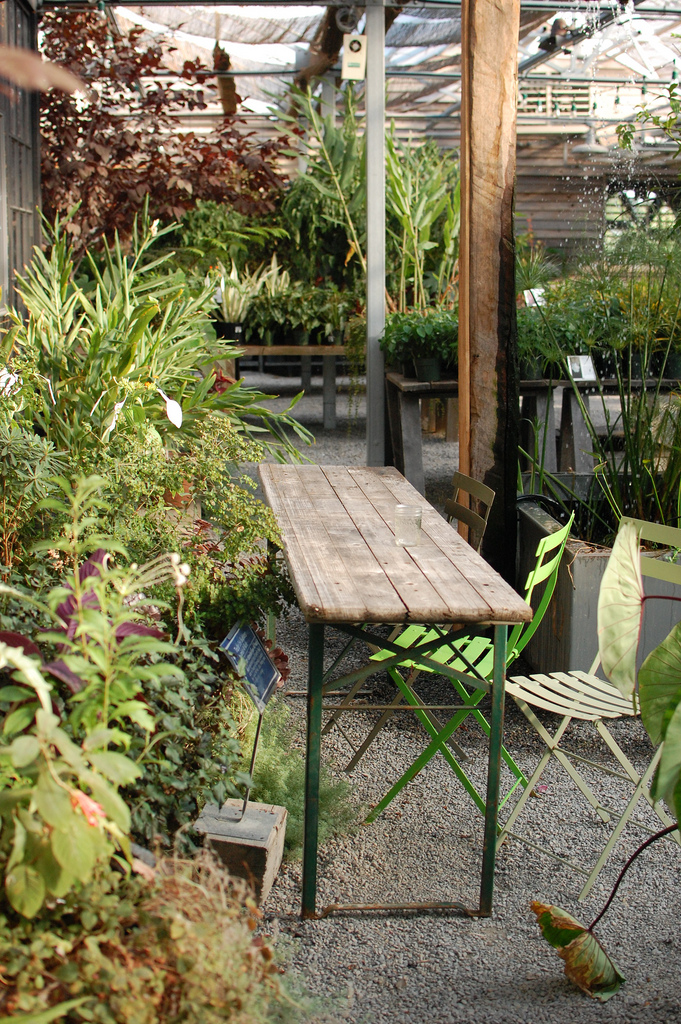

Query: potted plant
left=517, top=306, right=563, bottom=380
left=379, top=308, right=458, bottom=382
left=212, top=259, right=271, bottom=344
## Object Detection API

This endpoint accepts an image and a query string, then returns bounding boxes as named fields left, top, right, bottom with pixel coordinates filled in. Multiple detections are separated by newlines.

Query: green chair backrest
left=506, top=511, right=575, bottom=665
left=444, top=472, right=496, bottom=554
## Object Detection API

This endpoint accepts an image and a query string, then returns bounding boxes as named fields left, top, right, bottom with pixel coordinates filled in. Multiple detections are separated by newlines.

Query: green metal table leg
left=302, top=622, right=325, bottom=919
left=479, top=624, right=507, bottom=916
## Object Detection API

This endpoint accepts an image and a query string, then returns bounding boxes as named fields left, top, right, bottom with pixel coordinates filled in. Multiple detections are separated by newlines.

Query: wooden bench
left=236, top=345, right=346, bottom=430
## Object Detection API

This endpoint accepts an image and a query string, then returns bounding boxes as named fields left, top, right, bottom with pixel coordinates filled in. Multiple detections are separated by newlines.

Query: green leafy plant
left=617, top=80, right=681, bottom=156
left=0, top=855, right=304, bottom=1023
left=0, top=644, right=135, bottom=919
left=2, top=210, right=312, bottom=464
left=212, top=260, right=270, bottom=324
left=379, top=308, right=458, bottom=373
left=241, top=698, right=360, bottom=857
left=172, top=200, right=288, bottom=278
left=276, top=86, right=367, bottom=284
left=124, top=634, right=248, bottom=850
left=518, top=231, right=681, bottom=543
left=385, top=130, right=460, bottom=311
left=531, top=901, right=625, bottom=1002
left=0, top=423, right=68, bottom=579
left=598, top=521, right=681, bottom=812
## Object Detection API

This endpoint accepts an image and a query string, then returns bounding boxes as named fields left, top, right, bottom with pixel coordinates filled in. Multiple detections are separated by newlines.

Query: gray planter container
left=517, top=501, right=681, bottom=674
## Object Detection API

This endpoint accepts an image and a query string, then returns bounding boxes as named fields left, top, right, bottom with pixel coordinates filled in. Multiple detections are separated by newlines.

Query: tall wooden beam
left=459, top=0, right=521, bottom=581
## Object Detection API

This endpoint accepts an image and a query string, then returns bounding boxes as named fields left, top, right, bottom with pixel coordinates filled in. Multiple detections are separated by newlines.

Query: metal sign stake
left=239, top=710, right=264, bottom=820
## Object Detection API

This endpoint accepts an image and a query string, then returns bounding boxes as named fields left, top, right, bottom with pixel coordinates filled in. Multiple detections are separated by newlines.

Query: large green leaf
left=652, top=699, right=681, bottom=817
left=5, top=863, right=46, bottom=918
left=598, top=521, right=644, bottom=696
left=10, top=998, right=87, bottom=1023
left=639, top=620, right=681, bottom=744
left=51, top=821, right=96, bottom=880
left=532, top=902, right=625, bottom=1001
left=88, top=750, right=141, bottom=785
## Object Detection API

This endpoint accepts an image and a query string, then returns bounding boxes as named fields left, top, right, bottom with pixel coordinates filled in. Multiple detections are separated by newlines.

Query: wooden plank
left=260, top=465, right=407, bottom=623
left=258, top=465, right=330, bottom=618
left=399, top=393, right=425, bottom=495
left=385, top=372, right=458, bottom=395
left=261, top=465, right=531, bottom=626
left=348, top=468, right=530, bottom=624
left=297, top=467, right=408, bottom=622
left=461, top=0, right=521, bottom=580
left=320, top=466, right=449, bottom=621
left=239, top=345, right=346, bottom=357
left=357, top=468, right=532, bottom=624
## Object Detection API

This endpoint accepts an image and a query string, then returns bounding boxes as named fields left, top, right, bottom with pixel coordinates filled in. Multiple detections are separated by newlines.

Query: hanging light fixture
left=572, top=122, right=610, bottom=155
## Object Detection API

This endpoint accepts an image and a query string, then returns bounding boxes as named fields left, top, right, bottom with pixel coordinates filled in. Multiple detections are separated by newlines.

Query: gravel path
left=241, top=372, right=681, bottom=1024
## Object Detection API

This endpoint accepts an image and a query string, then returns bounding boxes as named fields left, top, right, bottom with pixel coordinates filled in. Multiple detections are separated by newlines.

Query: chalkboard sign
left=220, top=622, right=281, bottom=713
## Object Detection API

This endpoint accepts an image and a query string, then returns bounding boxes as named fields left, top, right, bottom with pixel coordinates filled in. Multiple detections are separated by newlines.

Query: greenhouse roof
left=101, top=1, right=681, bottom=144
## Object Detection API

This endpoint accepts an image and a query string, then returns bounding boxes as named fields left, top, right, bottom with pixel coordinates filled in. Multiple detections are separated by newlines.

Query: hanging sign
left=220, top=622, right=281, bottom=713
left=341, top=34, right=367, bottom=80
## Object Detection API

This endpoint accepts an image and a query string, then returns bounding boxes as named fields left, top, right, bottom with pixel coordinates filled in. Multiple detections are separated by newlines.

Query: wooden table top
left=259, top=465, right=532, bottom=626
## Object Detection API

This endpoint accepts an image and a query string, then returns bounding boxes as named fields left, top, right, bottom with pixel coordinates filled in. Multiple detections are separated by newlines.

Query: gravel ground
left=241, top=371, right=681, bottom=1024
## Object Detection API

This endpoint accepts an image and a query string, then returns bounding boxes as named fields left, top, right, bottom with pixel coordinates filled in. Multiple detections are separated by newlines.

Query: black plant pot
left=520, top=357, right=544, bottom=381
left=414, top=356, right=441, bottom=382
left=213, top=318, right=244, bottom=343
left=665, top=351, right=681, bottom=379
left=592, top=349, right=618, bottom=380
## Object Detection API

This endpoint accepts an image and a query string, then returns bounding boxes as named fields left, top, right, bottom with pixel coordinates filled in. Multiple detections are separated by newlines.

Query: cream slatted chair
left=501, top=516, right=681, bottom=899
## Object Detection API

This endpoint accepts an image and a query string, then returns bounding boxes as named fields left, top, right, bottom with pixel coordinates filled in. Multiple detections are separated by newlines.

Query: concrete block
left=195, top=799, right=287, bottom=905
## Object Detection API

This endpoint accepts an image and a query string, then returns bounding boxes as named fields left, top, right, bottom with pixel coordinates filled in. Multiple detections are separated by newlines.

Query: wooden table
left=237, top=344, right=346, bottom=430
left=385, top=372, right=459, bottom=494
left=259, top=464, right=531, bottom=919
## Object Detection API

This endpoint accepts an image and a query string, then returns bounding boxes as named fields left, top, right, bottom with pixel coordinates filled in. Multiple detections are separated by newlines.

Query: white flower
left=156, top=387, right=183, bottom=429
left=102, top=398, right=126, bottom=440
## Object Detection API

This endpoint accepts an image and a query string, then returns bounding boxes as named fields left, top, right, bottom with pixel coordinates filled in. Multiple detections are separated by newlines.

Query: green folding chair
left=500, top=516, right=681, bottom=899
left=323, top=512, right=574, bottom=824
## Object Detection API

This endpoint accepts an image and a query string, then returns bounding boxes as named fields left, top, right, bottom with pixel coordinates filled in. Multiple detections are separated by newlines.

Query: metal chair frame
left=501, top=516, right=681, bottom=899
left=322, top=513, right=575, bottom=823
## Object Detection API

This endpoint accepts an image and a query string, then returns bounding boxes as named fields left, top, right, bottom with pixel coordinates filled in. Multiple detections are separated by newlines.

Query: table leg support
left=479, top=624, right=507, bottom=916
left=302, top=622, right=325, bottom=918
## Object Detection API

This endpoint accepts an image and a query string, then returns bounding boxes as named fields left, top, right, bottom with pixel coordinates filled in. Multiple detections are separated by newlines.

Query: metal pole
left=320, top=75, right=335, bottom=122
left=238, top=711, right=263, bottom=820
left=479, top=624, right=507, bottom=916
left=302, top=622, right=325, bottom=919
left=365, top=0, right=386, bottom=466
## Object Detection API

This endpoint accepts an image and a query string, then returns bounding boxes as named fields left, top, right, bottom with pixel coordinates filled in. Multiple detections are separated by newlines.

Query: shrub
left=2, top=211, right=312, bottom=466
left=0, top=856, right=302, bottom=1023
left=242, top=699, right=360, bottom=858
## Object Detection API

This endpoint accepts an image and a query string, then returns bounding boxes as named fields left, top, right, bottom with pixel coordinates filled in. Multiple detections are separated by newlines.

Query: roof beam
left=518, top=0, right=651, bottom=76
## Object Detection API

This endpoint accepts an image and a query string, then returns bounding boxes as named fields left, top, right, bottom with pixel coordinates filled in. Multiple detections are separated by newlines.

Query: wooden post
left=459, top=0, right=521, bottom=581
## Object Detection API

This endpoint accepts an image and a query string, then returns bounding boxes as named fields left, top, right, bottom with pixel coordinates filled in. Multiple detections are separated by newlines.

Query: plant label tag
left=341, top=35, right=367, bottom=80
left=220, top=622, right=281, bottom=713
left=567, top=354, right=597, bottom=381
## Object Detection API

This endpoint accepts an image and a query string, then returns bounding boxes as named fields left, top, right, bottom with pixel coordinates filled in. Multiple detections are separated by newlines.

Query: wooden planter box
left=517, top=500, right=681, bottom=674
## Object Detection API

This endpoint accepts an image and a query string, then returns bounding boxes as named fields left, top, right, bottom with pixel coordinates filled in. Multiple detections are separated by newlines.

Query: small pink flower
left=70, top=790, right=105, bottom=827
